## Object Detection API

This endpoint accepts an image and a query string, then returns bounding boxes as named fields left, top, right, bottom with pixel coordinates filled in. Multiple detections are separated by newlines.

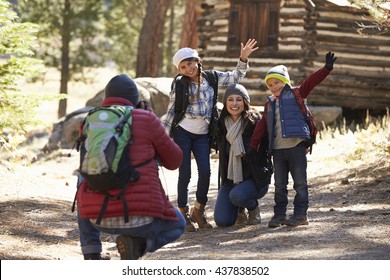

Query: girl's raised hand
left=240, top=38, right=259, bottom=62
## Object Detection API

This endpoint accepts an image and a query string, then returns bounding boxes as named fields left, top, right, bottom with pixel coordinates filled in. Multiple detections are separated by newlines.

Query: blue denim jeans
left=76, top=175, right=102, bottom=255
left=77, top=211, right=102, bottom=255
left=272, top=144, right=308, bottom=217
left=95, top=208, right=186, bottom=253
left=214, top=179, right=269, bottom=227
left=173, top=126, right=210, bottom=207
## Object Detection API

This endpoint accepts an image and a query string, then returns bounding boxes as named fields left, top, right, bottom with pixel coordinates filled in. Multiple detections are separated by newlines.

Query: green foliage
left=103, top=0, right=160, bottom=74
left=0, top=0, right=64, bottom=149
left=15, top=0, right=107, bottom=81
left=15, top=0, right=186, bottom=77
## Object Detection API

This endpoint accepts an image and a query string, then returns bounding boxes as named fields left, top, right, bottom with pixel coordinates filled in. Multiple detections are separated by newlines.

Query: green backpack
left=78, top=105, right=139, bottom=190
left=75, top=105, right=145, bottom=224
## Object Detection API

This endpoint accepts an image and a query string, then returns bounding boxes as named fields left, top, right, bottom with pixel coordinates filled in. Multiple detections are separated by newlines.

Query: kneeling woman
left=214, top=84, right=272, bottom=227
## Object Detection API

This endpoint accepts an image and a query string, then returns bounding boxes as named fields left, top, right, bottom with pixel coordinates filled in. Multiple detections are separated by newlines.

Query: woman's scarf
left=225, top=116, right=245, bottom=184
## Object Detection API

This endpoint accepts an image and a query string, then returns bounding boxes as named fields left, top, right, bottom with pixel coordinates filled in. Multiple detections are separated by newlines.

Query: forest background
left=1, top=0, right=389, bottom=148
left=0, top=0, right=389, bottom=274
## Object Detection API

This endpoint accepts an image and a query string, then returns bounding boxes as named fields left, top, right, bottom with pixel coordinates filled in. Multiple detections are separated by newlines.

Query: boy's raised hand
left=325, top=52, right=337, bottom=70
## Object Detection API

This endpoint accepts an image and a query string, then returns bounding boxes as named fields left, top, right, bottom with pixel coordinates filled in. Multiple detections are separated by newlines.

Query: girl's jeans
left=272, top=144, right=308, bottom=217
left=173, top=126, right=211, bottom=207
left=214, top=178, right=269, bottom=227
left=95, top=208, right=186, bottom=253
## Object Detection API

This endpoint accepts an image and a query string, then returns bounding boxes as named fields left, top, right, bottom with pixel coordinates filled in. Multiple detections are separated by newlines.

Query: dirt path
left=0, top=133, right=389, bottom=261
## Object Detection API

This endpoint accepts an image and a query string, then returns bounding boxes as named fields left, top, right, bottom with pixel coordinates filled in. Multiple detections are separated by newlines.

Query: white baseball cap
left=172, top=47, right=199, bottom=69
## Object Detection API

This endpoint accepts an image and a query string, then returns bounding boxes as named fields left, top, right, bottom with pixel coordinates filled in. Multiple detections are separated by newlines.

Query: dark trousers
left=272, top=144, right=308, bottom=217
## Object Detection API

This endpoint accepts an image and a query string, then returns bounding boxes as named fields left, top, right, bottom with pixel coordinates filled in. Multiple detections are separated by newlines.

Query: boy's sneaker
left=268, top=214, right=287, bottom=228
left=116, top=235, right=146, bottom=260
left=285, top=215, right=309, bottom=227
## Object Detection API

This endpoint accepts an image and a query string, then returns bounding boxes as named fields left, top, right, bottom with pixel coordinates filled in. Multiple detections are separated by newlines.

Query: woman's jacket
left=217, top=110, right=272, bottom=192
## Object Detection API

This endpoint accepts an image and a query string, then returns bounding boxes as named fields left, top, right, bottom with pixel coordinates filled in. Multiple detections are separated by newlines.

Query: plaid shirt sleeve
left=161, top=59, right=248, bottom=131
left=216, top=59, right=249, bottom=87
left=160, top=89, right=176, bottom=135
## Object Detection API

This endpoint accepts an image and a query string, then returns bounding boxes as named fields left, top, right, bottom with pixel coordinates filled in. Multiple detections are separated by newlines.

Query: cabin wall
left=197, top=0, right=390, bottom=110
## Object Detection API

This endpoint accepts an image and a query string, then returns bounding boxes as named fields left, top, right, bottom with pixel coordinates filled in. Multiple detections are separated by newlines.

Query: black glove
left=325, top=52, right=337, bottom=70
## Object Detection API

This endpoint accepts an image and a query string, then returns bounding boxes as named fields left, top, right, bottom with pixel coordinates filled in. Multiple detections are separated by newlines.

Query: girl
left=162, top=39, right=258, bottom=231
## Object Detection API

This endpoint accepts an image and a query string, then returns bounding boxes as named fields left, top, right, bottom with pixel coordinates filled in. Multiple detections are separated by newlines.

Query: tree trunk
left=136, top=0, right=171, bottom=77
left=58, top=0, right=71, bottom=119
left=179, top=0, right=201, bottom=48
left=167, top=0, right=175, bottom=76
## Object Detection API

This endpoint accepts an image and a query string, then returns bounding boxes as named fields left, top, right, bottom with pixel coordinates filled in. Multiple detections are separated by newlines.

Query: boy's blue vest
left=266, top=85, right=310, bottom=152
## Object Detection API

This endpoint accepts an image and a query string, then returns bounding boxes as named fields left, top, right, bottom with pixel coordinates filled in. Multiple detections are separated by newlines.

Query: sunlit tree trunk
left=58, top=0, right=70, bottom=119
left=179, top=0, right=201, bottom=48
left=136, top=0, right=171, bottom=77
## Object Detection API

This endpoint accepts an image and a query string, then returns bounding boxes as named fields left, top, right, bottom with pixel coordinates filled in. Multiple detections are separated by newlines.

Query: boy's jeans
left=95, top=209, right=186, bottom=253
left=272, top=144, right=308, bottom=217
left=173, top=126, right=210, bottom=207
left=214, top=179, right=269, bottom=227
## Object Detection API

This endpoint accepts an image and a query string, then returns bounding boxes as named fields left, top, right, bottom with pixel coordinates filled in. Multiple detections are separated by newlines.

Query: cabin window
left=228, top=0, right=280, bottom=52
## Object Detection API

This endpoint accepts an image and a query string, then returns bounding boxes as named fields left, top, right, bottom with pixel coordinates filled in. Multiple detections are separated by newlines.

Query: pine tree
left=0, top=0, right=61, bottom=149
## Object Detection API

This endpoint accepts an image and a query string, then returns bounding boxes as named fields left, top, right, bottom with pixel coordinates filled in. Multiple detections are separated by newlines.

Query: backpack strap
left=170, top=70, right=219, bottom=142
left=170, top=74, right=190, bottom=137
left=292, top=87, right=307, bottom=116
left=203, top=70, right=219, bottom=98
left=116, top=108, right=133, bottom=134
left=203, top=70, right=219, bottom=153
left=94, top=157, right=155, bottom=225
left=95, top=184, right=130, bottom=225
left=291, top=87, right=317, bottom=154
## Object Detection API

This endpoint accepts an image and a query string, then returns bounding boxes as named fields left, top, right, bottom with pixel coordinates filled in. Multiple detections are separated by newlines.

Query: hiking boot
left=179, top=207, right=197, bottom=232
left=235, top=208, right=247, bottom=225
left=285, top=215, right=309, bottom=227
left=247, top=206, right=261, bottom=225
left=190, top=201, right=213, bottom=230
left=268, top=214, right=287, bottom=228
left=116, top=235, right=146, bottom=260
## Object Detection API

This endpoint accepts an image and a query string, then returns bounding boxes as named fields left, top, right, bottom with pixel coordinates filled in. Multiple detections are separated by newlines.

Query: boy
left=249, top=52, right=337, bottom=227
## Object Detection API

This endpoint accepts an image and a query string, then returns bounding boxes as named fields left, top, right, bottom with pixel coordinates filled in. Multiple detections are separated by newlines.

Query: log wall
left=197, top=0, right=390, bottom=110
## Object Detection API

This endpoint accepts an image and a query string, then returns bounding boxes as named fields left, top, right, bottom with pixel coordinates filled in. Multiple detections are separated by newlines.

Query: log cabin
left=196, top=0, right=390, bottom=111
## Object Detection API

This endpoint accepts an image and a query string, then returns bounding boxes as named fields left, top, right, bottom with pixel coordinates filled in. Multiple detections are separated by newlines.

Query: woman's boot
left=190, top=201, right=213, bottom=229
left=179, top=207, right=196, bottom=232
left=235, top=208, right=248, bottom=225
left=247, top=206, right=261, bottom=225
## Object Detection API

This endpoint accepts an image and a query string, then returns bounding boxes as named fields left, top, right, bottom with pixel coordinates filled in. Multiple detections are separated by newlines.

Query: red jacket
left=77, top=97, right=183, bottom=221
